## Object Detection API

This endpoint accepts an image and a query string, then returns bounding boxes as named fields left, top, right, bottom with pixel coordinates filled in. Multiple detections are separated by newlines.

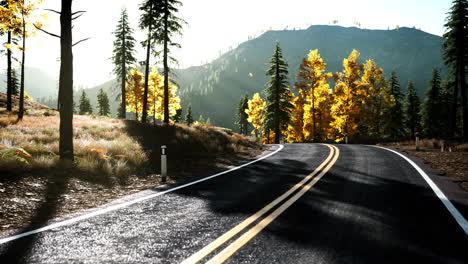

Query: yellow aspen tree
left=245, top=92, right=266, bottom=137
left=147, top=68, right=181, bottom=122
left=15, top=0, right=45, bottom=120
left=295, top=49, right=332, bottom=142
left=126, top=68, right=144, bottom=120
left=330, top=49, right=365, bottom=141
left=361, top=59, right=394, bottom=138
left=286, top=89, right=307, bottom=142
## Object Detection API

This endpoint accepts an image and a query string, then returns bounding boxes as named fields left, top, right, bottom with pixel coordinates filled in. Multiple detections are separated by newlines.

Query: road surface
left=0, top=144, right=467, bottom=263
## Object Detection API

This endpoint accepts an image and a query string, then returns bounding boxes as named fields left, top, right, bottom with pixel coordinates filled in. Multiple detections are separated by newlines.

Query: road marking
left=373, top=146, right=468, bottom=235
left=182, top=144, right=337, bottom=264
left=0, top=145, right=285, bottom=245
left=205, top=145, right=340, bottom=264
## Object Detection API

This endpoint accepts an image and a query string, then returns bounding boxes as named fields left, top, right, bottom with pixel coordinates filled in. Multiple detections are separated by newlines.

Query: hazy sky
left=5, top=0, right=453, bottom=87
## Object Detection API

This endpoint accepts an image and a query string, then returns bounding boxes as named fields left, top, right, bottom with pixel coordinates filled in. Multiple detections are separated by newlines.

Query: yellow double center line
left=182, top=144, right=340, bottom=264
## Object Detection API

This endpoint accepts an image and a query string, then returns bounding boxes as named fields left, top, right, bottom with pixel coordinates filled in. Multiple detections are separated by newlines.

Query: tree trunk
left=6, top=31, right=12, bottom=111
left=163, top=3, right=169, bottom=124
left=59, top=0, right=74, bottom=163
left=18, top=17, right=26, bottom=120
left=120, top=21, right=126, bottom=119
left=312, top=88, right=316, bottom=141
left=142, top=26, right=152, bottom=123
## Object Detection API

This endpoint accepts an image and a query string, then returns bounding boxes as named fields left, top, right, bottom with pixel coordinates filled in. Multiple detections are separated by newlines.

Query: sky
left=4, top=0, right=453, bottom=88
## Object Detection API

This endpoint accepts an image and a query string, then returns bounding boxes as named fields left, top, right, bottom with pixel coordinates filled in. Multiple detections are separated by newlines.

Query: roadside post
left=161, top=145, right=167, bottom=183
left=415, top=132, right=420, bottom=151
left=345, top=136, right=348, bottom=144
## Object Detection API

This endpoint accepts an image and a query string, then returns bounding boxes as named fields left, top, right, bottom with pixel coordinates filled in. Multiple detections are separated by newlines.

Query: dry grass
left=0, top=111, right=148, bottom=175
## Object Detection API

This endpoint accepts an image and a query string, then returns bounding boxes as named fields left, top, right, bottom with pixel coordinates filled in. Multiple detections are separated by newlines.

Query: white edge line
left=372, top=145, right=468, bottom=235
left=0, top=144, right=285, bottom=245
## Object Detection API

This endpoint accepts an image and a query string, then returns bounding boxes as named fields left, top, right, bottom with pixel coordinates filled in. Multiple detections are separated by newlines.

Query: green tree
left=404, top=81, right=421, bottom=138
left=112, top=8, right=137, bottom=119
left=185, top=104, right=193, bottom=125
left=173, top=107, right=182, bottom=123
left=439, top=75, right=455, bottom=138
left=97, top=88, right=110, bottom=116
left=443, top=0, right=467, bottom=137
left=236, top=93, right=249, bottom=135
left=386, top=71, right=405, bottom=140
left=10, top=68, right=19, bottom=96
left=421, top=68, right=442, bottom=138
left=79, top=90, right=93, bottom=115
left=141, top=0, right=186, bottom=124
left=198, top=114, right=205, bottom=123
left=139, top=0, right=158, bottom=123
left=263, top=41, right=294, bottom=143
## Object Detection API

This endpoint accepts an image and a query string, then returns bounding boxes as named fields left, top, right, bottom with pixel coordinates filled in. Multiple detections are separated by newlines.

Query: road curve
left=0, top=143, right=466, bottom=263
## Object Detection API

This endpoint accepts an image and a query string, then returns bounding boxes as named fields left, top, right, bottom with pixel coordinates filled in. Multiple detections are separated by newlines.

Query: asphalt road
left=0, top=144, right=467, bottom=263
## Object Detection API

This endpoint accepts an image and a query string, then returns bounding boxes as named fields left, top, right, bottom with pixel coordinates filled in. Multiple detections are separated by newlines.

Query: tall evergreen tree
left=148, top=0, right=186, bottom=124
left=173, top=108, right=182, bottom=123
left=236, top=94, right=249, bottom=135
left=112, top=8, right=137, bottom=119
left=264, top=41, right=294, bottom=144
left=97, top=88, right=110, bottom=116
left=443, top=0, right=467, bottom=137
left=139, top=0, right=158, bottom=123
left=440, top=74, right=454, bottom=138
left=185, top=104, right=193, bottom=125
left=79, top=90, right=93, bottom=115
left=11, top=68, right=19, bottom=96
left=421, top=68, right=442, bottom=138
left=386, top=71, right=405, bottom=139
left=404, top=81, right=421, bottom=138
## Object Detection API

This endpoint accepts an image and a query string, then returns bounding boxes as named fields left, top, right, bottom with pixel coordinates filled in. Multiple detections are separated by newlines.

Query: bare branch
left=72, top=37, right=90, bottom=47
left=34, top=24, right=60, bottom=38
left=44, top=9, right=61, bottom=15
left=72, top=11, right=86, bottom=16
left=72, top=13, right=84, bottom=20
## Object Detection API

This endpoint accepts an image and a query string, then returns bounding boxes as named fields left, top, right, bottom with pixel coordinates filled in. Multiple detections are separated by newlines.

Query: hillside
left=0, top=67, right=57, bottom=100
left=24, top=25, right=445, bottom=128
left=176, top=25, right=445, bottom=128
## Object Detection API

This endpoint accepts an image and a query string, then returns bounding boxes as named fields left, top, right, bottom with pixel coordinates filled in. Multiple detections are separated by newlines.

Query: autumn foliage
left=245, top=49, right=395, bottom=143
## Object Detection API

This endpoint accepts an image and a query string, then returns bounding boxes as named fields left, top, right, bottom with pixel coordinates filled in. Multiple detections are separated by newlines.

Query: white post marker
left=345, top=136, right=348, bottom=144
left=416, top=136, right=420, bottom=151
left=161, top=145, right=167, bottom=183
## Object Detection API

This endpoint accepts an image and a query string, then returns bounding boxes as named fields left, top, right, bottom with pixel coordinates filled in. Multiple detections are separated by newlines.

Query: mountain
left=175, top=25, right=446, bottom=129
left=0, top=67, right=57, bottom=100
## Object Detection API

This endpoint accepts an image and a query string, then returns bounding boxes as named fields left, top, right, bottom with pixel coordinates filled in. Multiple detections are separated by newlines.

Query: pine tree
left=263, top=41, right=294, bottom=144
left=10, top=68, right=19, bottom=96
left=236, top=94, right=249, bottom=135
left=97, top=88, right=110, bottom=116
left=185, top=104, right=194, bottom=125
left=404, top=81, right=421, bottom=138
left=421, top=68, right=442, bottom=138
left=173, top=108, right=182, bottom=123
left=79, top=90, right=93, bottom=115
left=112, top=8, right=137, bottom=119
left=139, top=0, right=186, bottom=123
left=387, top=71, right=405, bottom=140
left=440, top=75, right=454, bottom=137
left=443, top=0, right=467, bottom=137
